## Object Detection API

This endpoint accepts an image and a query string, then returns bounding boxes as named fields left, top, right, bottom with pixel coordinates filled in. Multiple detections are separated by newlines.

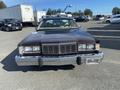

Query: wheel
left=6, top=27, right=10, bottom=32
left=19, top=27, right=22, bottom=31
left=106, top=20, right=111, bottom=23
left=1, top=27, right=4, bottom=31
left=76, top=57, right=82, bottom=65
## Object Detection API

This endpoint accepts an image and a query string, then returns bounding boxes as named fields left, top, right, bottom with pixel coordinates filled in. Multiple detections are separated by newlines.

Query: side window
left=41, top=20, right=54, bottom=27
left=113, top=16, right=120, bottom=18
left=117, top=16, right=120, bottom=18
left=62, top=20, right=69, bottom=26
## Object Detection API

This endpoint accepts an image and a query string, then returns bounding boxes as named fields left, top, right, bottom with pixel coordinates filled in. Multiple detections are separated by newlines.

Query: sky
left=3, top=0, right=120, bottom=15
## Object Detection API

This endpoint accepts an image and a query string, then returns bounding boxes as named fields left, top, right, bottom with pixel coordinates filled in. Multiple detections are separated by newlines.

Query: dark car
left=93, top=15, right=105, bottom=21
left=0, top=21, right=4, bottom=30
left=74, top=16, right=89, bottom=22
left=15, top=17, right=103, bottom=66
left=1, top=19, right=22, bottom=31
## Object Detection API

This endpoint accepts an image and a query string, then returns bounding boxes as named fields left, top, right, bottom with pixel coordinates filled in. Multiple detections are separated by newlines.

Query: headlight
left=33, top=46, right=40, bottom=52
left=19, top=46, right=40, bottom=55
left=7, top=24, right=12, bottom=27
left=78, top=44, right=86, bottom=51
left=78, top=44, right=95, bottom=51
left=24, top=46, right=33, bottom=52
left=86, top=44, right=94, bottom=50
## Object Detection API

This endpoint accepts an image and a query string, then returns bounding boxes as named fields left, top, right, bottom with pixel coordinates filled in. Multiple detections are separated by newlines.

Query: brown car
left=15, top=16, right=104, bottom=66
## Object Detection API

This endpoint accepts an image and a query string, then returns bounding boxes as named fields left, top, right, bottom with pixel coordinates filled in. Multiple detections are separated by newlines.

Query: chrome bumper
left=15, top=52, right=104, bottom=66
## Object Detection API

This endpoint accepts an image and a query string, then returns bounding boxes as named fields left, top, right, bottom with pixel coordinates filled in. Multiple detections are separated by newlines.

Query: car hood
left=19, top=28, right=95, bottom=46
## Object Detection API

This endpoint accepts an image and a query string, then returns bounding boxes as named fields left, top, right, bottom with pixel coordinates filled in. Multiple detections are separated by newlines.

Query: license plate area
left=86, top=58, right=100, bottom=64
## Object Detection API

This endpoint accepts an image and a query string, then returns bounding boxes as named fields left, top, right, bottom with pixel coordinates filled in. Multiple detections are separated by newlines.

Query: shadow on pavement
left=1, top=49, right=75, bottom=72
left=88, top=23, right=120, bottom=30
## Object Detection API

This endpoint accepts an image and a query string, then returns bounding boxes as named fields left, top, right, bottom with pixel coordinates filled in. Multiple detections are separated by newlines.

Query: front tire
left=76, top=57, right=82, bottom=65
left=19, top=27, right=22, bottom=31
left=106, top=20, right=111, bottom=23
left=6, top=27, right=10, bottom=32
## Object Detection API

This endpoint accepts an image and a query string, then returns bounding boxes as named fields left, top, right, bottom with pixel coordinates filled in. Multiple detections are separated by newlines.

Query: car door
left=111, top=15, right=120, bottom=23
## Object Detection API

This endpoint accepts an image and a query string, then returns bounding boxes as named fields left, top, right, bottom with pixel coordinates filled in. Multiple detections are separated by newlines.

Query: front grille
left=42, top=42, right=77, bottom=55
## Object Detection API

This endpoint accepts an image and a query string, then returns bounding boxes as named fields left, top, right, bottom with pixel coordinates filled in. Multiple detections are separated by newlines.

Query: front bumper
left=15, top=52, right=104, bottom=66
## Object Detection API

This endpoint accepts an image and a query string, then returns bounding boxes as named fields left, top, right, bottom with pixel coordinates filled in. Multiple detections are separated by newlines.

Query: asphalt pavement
left=0, top=22, right=120, bottom=90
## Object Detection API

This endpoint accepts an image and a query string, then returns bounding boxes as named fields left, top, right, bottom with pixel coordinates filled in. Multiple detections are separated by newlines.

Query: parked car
left=93, top=15, right=105, bottom=21
left=74, top=16, right=89, bottom=22
left=15, top=16, right=104, bottom=66
left=1, top=19, right=22, bottom=31
left=0, top=21, right=4, bottom=30
left=105, top=14, right=120, bottom=23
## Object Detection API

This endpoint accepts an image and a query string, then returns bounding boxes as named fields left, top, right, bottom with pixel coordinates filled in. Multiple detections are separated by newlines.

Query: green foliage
left=72, top=12, right=81, bottom=16
left=46, top=8, right=93, bottom=17
left=46, top=8, right=62, bottom=15
left=112, top=7, right=120, bottom=15
left=84, top=9, right=93, bottom=16
left=72, top=10, right=84, bottom=16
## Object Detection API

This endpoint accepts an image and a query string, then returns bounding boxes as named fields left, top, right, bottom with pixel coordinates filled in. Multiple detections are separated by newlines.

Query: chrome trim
left=42, top=42, right=77, bottom=46
left=15, top=52, right=104, bottom=66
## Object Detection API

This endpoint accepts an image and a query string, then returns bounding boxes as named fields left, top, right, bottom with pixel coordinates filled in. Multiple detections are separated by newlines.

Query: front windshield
left=37, top=18, right=78, bottom=30
left=4, top=19, right=19, bottom=23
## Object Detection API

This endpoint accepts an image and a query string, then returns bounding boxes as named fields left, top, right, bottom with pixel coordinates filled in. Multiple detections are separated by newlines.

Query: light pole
left=63, top=5, right=72, bottom=13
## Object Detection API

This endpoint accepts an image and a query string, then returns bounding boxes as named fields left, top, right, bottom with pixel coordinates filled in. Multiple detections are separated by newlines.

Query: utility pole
left=63, top=5, right=72, bottom=13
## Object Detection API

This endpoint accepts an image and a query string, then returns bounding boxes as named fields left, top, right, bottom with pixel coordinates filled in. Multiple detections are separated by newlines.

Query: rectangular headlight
left=24, top=46, right=33, bottom=52
left=19, top=46, right=40, bottom=55
left=78, top=44, right=86, bottom=51
left=33, top=46, right=40, bottom=52
left=78, top=44, right=95, bottom=51
left=86, top=44, right=94, bottom=50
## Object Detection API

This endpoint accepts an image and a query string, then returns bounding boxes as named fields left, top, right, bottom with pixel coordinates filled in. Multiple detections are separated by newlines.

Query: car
left=1, top=19, right=22, bottom=31
left=93, top=15, right=105, bottom=21
left=74, top=16, right=89, bottom=22
left=15, top=16, right=104, bottom=66
left=106, top=14, right=120, bottom=23
left=0, top=21, right=4, bottom=30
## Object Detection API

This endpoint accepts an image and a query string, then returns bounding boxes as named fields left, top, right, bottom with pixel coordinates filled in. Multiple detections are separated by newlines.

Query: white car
left=106, top=14, right=120, bottom=23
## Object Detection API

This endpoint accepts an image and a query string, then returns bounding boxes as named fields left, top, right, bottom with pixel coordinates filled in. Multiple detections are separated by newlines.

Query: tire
left=76, top=57, right=82, bottom=65
left=106, top=20, right=111, bottom=23
left=6, top=27, right=10, bottom=32
left=19, top=27, right=22, bottom=31
left=1, top=27, right=4, bottom=31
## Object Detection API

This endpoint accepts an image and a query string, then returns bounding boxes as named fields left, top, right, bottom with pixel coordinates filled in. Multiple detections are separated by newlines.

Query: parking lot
left=0, top=21, right=120, bottom=90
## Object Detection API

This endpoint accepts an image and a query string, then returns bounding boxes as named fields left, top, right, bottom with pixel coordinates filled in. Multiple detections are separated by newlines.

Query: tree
left=47, top=8, right=52, bottom=15
left=72, top=10, right=84, bottom=16
left=72, top=12, right=80, bottom=16
left=84, top=9, right=93, bottom=16
left=112, top=7, right=120, bottom=15
left=56, top=9, right=62, bottom=13
left=47, top=8, right=62, bottom=15
left=66, top=11, right=72, bottom=14
left=79, top=10, right=84, bottom=16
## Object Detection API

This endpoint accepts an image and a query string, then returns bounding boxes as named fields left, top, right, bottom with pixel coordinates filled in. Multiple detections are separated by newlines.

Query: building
left=0, top=0, right=7, bottom=9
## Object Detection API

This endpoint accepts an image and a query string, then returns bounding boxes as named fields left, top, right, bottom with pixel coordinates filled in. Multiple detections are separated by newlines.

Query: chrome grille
left=42, top=42, right=77, bottom=55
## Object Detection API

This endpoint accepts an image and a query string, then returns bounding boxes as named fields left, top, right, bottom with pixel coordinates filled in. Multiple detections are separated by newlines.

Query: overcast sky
left=3, top=0, right=120, bottom=15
